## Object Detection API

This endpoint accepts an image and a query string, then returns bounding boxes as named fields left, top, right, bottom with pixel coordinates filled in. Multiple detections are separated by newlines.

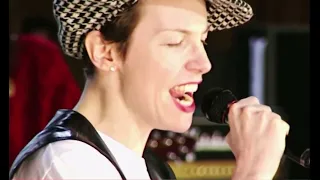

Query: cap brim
left=206, top=0, right=253, bottom=31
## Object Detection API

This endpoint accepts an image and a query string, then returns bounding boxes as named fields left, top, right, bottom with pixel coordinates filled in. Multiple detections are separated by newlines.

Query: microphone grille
left=201, top=88, right=237, bottom=123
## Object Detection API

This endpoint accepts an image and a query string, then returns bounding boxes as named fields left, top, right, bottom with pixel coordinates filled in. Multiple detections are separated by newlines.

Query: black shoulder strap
left=9, top=109, right=176, bottom=180
left=144, top=148, right=176, bottom=180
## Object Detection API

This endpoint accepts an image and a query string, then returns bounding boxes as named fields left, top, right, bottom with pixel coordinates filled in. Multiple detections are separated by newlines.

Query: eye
left=166, top=40, right=183, bottom=47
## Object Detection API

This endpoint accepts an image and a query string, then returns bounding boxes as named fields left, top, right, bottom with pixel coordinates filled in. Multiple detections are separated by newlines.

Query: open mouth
left=169, top=83, right=198, bottom=112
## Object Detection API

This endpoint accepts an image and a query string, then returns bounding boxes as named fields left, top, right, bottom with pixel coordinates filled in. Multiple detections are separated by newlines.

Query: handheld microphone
left=201, top=87, right=310, bottom=168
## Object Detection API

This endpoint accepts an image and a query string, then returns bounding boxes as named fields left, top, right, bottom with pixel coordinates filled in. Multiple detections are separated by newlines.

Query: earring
left=110, top=66, right=116, bottom=72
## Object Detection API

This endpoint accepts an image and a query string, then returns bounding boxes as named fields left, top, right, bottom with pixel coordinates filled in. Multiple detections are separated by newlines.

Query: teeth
left=174, top=84, right=198, bottom=93
left=174, top=86, right=185, bottom=94
left=178, top=94, right=193, bottom=106
left=184, top=84, right=198, bottom=93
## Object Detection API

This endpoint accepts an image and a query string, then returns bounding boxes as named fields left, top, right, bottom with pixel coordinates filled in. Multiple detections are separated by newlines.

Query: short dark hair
left=83, top=2, right=142, bottom=78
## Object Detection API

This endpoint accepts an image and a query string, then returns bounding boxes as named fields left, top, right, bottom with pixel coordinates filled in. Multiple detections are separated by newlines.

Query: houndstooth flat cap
left=53, top=0, right=254, bottom=60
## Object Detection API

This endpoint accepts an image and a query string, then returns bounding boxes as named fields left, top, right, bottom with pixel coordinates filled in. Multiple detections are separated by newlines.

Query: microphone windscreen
left=201, top=88, right=237, bottom=124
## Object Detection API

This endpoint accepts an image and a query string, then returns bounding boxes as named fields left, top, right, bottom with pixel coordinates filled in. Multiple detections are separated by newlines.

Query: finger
left=229, top=97, right=261, bottom=120
left=269, top=113, right=290, bottom=135
left=229, top=104, right=272, bottom=125
left=236, top=96, right=260, bottom=107
left=241, top=104, right=272, bottom=115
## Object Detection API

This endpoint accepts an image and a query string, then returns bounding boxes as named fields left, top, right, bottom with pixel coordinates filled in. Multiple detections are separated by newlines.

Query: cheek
left=150, top=51, right=187, bottom=82
left=127, top=47, right=184, bottom=88
left=155, top=44, right=194, bottom=73
left=121, top=50, right=170, bottom=103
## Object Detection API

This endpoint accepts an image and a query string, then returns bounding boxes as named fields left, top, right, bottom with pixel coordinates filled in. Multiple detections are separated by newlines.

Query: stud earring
left=110, top=66, right=116, bottom=72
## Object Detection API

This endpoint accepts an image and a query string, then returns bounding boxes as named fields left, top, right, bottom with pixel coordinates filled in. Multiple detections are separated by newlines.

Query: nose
left=185, top=47, right=212, bottom=74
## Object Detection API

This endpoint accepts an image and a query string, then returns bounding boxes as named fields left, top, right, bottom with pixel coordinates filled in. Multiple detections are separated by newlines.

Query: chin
left=161, top=116, right=193, bottom=133
left=155, top=93, right=195, bottom=133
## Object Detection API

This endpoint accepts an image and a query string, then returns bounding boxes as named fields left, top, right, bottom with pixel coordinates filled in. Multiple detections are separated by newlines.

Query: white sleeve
left=44, top=142, right=123, bottom=180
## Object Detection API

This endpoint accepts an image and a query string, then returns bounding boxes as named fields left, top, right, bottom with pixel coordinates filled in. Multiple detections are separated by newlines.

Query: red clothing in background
left=9, top=34, right=81, bottom=167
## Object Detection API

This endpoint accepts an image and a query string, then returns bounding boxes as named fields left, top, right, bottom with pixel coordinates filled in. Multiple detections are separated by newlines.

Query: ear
left=84, top=30, right=118, bottom=72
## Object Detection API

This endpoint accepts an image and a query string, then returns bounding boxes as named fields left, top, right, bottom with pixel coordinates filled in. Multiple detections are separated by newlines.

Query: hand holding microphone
left=201, top=88, right=300, bottom=179
left=226, top=96, right=289, bottom=179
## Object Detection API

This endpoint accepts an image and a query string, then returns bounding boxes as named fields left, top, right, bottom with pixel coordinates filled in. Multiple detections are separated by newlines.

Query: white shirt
left=13, top=131, right=151, bottom=180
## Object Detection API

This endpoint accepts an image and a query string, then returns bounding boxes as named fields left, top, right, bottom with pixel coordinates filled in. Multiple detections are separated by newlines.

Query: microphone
left=201, top=87, right=310, bottom=168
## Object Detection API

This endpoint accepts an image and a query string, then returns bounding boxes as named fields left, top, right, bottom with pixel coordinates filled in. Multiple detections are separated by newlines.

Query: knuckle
left=270, top=112, right=281, bottom=121
left=264, top=105, right=272, bottom=112
left=242, top=106, right=252, bottom=115
left=229, top=103, right=239, bottom=114
left=282, top=121, right=290, bottom=129
left=258, top=111, right=268, bottom=119
left=269, top=113, right=289, bottom=132
left=248, top=96, right=260, bottom=104
left=278, top=118, right=290, bottom=131
left=285, top=123, right=290, bottom=133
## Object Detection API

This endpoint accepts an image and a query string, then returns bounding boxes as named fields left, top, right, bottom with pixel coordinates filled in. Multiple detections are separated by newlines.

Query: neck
left=73, top=78, right=152, bottom=156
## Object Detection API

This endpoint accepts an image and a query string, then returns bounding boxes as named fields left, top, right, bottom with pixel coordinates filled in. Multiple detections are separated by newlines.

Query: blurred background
left=9, top=0, right=309, bottom=179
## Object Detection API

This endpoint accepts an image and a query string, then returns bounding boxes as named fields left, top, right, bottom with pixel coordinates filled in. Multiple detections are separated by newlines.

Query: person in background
left=9, top=17, right=81, bottom=167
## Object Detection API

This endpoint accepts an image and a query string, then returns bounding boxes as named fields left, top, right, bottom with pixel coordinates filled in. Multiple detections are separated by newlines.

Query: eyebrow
left=157, top=25, right=210, bottom=35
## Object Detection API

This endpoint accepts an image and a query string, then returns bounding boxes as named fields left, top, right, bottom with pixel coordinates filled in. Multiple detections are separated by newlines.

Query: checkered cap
left=53, top=0, right=253, bottom=60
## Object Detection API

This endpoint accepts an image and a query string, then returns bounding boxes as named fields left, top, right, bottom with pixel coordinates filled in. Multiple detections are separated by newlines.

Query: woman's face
left=120, top=0, right=212, bottom=133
